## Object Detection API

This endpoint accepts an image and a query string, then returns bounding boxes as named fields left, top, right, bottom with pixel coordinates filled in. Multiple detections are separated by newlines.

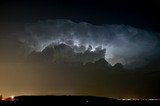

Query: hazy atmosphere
left=0, top=0, right=160, bottom=99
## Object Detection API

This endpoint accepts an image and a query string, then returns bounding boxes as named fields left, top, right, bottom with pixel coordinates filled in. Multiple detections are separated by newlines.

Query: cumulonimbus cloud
left=19, top=19, right=160, bottom=68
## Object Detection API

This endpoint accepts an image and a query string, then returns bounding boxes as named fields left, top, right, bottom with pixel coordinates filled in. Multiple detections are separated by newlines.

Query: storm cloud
left=18, top=19, right=160, bottom=68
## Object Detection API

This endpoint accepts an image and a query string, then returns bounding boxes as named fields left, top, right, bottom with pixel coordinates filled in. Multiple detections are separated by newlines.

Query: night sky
left=0, top=0, right=160, bottom=99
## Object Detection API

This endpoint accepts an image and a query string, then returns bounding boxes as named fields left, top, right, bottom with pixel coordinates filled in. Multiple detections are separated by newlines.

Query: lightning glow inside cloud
left=21, top=19, right=160, bottom=67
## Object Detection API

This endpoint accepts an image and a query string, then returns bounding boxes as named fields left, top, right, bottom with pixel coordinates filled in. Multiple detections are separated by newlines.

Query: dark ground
left=0, top=95, right=160, bottom=106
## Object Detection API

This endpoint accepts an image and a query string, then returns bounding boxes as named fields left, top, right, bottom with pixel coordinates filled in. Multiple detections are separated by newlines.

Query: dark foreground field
left=0, top=96, right=160, bottom=106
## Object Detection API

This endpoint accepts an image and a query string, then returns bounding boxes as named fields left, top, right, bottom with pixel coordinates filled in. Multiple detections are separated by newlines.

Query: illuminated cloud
left=27, top=44, right=106, bottom=64
left=20, top=19, right=160, bottom=68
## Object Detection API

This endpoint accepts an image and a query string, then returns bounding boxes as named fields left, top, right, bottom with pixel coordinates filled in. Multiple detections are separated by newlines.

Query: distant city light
left=11, top=96, right=14, bottom=100
left=119, top=98, right=160, bottom=101
left=0, top=95, right=15, bottom=101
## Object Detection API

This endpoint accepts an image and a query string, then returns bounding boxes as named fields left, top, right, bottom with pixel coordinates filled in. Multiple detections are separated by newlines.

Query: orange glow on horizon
left=0, top=95, right=15, bottom=101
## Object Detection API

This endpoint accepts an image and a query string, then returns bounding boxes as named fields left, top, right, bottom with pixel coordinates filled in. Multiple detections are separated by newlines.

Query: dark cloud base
left=23, top=57, right=160, bottom=99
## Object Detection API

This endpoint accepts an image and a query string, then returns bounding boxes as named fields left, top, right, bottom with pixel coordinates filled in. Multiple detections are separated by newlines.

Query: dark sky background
left=0, top=0, right=160, bottom=31
left=0, top=0, right=160, bottom=99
